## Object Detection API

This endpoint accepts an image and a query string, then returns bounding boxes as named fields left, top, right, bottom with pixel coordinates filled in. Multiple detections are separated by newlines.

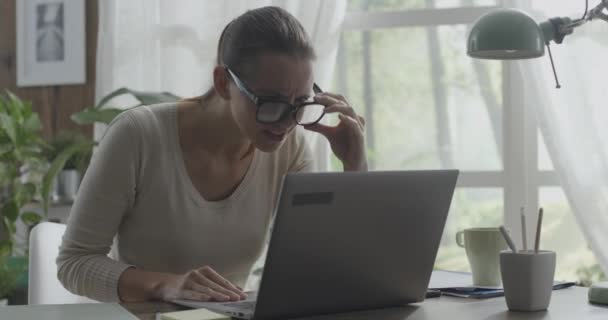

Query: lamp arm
left=539, top=0, right=608, bottom=45
left=539, top=18, right=575, bottom=44
left=587, top=0, right=608, bottom=22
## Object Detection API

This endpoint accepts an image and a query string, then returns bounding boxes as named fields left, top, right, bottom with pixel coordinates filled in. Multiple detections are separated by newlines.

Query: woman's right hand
left=155, top=266, right=247, bottom=302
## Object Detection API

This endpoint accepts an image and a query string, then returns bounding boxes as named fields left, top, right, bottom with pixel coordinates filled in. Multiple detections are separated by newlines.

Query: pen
left=534, top=207, right=544, bottom=253
left=521, top=207, right=527, bottom=252
left=499, top=226, right=517, bottom=253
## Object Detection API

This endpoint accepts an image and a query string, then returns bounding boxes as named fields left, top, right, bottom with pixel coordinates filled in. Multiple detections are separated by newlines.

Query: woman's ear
left=213, top=66, right=231, bottom=100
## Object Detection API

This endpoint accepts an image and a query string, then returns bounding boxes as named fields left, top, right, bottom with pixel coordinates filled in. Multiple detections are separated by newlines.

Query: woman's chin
left=253, top=135, right=286, bottom=152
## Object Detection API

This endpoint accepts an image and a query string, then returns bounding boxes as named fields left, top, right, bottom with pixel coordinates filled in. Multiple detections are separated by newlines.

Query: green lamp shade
left=468, top=8, right=545, bottom=59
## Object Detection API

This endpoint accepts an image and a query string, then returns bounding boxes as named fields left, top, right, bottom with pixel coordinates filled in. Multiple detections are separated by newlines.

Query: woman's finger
left=338, top=114, right=364, bottom=135
left=303, top=122, right=335, bottom=138
left=179, top=289, right=212, bottom=301
left=197, top=274, right=242, bottom=300
left=189, top=268, right=242, bottom=299
left=325, top=107, right=364, bottom=131
left=186, top=280, right=230, bottom=301
left=318, top=92, right=350, bottom=105
left=323, top=104, right=358, bottom=119
left=314, top=94, right=348, bottom=108
left=199, top=266, right=246, bottom=298
left=357, top=115, right=366, bottom=127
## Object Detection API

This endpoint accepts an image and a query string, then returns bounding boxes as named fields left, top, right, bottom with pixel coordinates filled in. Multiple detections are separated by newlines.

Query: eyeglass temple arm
left=313, top=83, right=323, bottom=94
left=225, top=67, right=258, bottom=104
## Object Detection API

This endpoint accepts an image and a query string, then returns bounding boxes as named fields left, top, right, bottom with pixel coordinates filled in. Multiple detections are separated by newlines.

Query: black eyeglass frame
left=224, top=66, right=325, bottom=125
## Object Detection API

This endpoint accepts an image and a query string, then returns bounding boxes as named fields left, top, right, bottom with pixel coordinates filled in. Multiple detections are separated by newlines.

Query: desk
left=122, top=286, right=607, bottom=319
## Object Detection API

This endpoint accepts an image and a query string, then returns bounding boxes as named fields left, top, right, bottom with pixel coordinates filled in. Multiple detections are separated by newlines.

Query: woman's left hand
left=304, top=93, right=368, bottom=172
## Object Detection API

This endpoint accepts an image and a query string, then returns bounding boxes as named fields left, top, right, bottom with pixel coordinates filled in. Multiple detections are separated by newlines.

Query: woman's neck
left=178, top=93, right=253, bottom=161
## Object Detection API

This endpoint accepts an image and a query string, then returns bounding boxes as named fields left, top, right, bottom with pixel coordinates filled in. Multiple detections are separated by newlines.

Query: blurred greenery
left=577, top=264, right=606, bottom=287
left=0, top=256, right=21, bottom=300
left=0, top=91, right=47, bottom=257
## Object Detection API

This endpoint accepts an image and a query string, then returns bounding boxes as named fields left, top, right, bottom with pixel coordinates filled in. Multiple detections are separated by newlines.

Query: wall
left=0, top=0, right=98, bottom=138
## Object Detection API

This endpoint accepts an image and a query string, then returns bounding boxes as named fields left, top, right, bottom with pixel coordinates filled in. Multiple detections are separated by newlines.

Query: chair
left=28, top=222, right=98, bottom=304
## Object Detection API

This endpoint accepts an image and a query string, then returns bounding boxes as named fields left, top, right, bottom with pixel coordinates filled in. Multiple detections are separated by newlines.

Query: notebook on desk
left=429, top=270, right=576, bottom=299
left=161, top=308, right=230, bottom=320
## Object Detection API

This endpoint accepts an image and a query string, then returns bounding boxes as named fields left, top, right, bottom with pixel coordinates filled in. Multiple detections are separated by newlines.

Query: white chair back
left=28, top=222, right=97, bottom=304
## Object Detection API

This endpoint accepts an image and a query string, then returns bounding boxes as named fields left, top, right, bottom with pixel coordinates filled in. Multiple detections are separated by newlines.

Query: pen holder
left=500, top=250, right=556, bottom=312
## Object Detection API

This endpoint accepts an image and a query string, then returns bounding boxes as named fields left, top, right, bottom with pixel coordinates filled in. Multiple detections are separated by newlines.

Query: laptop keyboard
left=222, top=300, right=255, bottom=310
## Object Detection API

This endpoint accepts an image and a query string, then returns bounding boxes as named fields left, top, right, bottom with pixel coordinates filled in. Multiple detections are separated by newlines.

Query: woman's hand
left=305, top=93, right=368, bottom=171
left=155, top=266, right=247, bottom=302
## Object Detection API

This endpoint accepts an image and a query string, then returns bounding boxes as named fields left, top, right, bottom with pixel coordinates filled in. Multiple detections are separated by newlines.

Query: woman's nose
left=276, top=114, right=296, bottom=129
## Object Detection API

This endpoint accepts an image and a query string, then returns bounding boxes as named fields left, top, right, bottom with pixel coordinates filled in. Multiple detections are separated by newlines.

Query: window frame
left=340, top=5, right=561, bottom=247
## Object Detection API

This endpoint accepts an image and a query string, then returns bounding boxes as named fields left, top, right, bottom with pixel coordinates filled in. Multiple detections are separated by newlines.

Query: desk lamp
left=466, top=0, right=608, bottom=88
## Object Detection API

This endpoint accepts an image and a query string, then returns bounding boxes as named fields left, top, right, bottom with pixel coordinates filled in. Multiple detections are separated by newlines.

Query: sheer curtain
left=513, top=0, right=608, bottom=273
left=95, top=0, right=347, bottom=171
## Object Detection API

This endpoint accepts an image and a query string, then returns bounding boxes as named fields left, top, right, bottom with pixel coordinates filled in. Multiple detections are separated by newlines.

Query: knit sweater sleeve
left=56, top=112, right=141, bottom=302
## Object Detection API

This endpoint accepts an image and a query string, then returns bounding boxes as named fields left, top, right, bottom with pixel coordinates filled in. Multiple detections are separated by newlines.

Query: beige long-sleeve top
left=56, top=103, right=313, bottom=302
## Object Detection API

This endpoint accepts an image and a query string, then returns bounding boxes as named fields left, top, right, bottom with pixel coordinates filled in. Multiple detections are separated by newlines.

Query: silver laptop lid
left=254, top=170, right=459, bottom=319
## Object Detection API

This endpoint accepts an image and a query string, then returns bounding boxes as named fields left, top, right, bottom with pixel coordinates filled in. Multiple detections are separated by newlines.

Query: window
left=331, top=0, right=602, bottom=282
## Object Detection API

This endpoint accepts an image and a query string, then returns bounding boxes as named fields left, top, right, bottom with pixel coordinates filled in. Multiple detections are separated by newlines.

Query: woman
left=57, top=6, right=366, bottom=303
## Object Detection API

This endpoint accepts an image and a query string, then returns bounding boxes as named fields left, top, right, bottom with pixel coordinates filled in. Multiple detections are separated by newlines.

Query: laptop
left=174, top=170, right=459, bottom=319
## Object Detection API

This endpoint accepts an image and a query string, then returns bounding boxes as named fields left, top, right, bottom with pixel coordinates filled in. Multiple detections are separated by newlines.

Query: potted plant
left=0, top=91, right=47, bottom=304
left=42, top=131, right=94, bottom=206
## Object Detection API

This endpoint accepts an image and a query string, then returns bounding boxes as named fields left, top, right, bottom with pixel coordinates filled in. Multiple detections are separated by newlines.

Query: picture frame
left=16, top=0, right=86, bottom=87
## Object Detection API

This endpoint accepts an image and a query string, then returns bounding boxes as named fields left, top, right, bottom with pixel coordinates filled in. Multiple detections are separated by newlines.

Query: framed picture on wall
left=16, top=0, right=86, bottom=87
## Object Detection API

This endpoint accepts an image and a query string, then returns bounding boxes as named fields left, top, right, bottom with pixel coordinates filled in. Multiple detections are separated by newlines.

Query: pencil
left=535, top=208, right=544, bottom=252
left=500, top=226, right=517, bottom=253
left=521, top=207, right=527, bottom=252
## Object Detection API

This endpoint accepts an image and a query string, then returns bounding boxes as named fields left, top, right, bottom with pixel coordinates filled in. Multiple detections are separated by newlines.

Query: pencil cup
left=500, top=250, right=556, bottom=311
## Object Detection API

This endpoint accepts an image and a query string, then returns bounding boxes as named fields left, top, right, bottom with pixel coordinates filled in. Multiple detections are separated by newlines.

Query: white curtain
left=513, top=0, right=608, bottom=272
left=95, top=0, right=347, bottom=171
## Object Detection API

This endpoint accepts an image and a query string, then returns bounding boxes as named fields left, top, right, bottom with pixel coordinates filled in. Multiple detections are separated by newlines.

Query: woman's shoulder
left=121, top=102, right=176, bottom=128
left=108, top=103, right=176, bottom=138
left=97, top=103, right=179, bottom=159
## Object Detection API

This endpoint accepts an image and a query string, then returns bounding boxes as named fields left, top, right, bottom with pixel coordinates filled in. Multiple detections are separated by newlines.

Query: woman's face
left=228, top=53, right=314, bottom=153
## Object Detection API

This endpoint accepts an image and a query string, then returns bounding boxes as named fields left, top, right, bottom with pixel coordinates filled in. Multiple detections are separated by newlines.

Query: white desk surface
left=2, top=286, right=606, bottom=319
left=302, top=286, right=608, bottom=319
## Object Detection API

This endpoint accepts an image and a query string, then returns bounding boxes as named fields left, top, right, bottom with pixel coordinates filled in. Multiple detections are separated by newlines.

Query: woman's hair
left=216, top=6, right=316, bottom=79
left=201, top=6, right=315, bottom=100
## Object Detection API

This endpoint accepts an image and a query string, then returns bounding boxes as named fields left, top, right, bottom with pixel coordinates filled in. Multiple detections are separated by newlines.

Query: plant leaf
left=3, top=217, right=16, bottom=235
left=23, top=113, right=42, bottom=133
left=70, top=108, right=124, bottom=125
left=95, top=87, right=131, bottom=108
left=4, top=91, right=25, bottom=124
left=96, top=87, right=180, bottom=108
left=0, top=113, right=17, bottom=144
left=42, top=141, right=94, bottom=213
left=1, top=200, right=18, bottom=222
left=20, top=211, right=42, bottom=225
left=129, top=89, right=181, bottom=106
left=0, top=240, right=12, bottom=257
left=14, top=182, right=36, bottom=207
left=0, top=144, right=12, bottom=156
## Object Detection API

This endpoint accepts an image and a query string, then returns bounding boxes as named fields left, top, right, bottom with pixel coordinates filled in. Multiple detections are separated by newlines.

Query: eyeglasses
left=224, top=66, right=325, bottom=126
